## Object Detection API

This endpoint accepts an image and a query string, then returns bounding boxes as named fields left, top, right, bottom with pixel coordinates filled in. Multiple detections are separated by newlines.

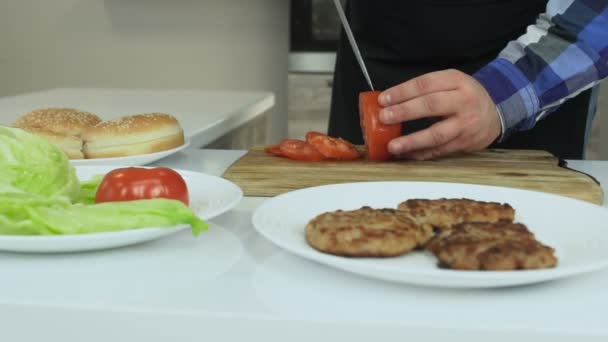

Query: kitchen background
left=0, top=0, right=605, bottom=158
left=0, top=0, right=290, bottom=148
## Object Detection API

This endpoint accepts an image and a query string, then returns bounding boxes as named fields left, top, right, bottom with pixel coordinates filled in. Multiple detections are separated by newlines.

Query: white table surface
left=1, top=149, right=607, bottom=342
left=0, top=88, right=275, bottom=148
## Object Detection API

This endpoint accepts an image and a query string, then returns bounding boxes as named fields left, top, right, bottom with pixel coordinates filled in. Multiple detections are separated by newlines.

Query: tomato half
left=264, top=144, right=284, bottom=157
left=278, top=139, right=327, bottom=161
left=305, top=131, right=361, bottom=160
left=95, top=167, right=189, bottom=205
left=359, top=91, right=402, bottom=161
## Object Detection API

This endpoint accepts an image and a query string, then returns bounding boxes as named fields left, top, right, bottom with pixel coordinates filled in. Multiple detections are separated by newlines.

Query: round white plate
left=252, top=181, right=608, bottom=288
left=70, top=138, right=191, bottom=166
left=0, top=165, right=243, bottom=253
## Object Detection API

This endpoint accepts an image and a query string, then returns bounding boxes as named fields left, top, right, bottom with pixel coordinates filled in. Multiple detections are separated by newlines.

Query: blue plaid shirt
left=473, top=0, right=608, bottom=141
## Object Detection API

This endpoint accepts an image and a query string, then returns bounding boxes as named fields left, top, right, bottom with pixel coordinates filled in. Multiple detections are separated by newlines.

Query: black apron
left=328, top=0, right=592, bottom=160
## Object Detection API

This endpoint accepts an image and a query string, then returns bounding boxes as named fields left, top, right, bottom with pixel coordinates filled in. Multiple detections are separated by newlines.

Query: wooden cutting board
left=222, top=146, right=604, bottom=205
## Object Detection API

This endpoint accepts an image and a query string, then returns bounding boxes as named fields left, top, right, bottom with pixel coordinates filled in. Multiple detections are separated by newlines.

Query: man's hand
left=378, top=69, right=502, bottom=160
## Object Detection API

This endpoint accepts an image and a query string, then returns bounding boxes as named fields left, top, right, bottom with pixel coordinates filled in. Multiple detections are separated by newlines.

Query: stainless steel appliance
left=289, top=0, right=345, bottom=73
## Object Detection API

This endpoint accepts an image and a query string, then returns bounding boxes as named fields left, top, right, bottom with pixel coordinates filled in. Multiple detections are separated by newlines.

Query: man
left=328, top=1, right=608, bottom=160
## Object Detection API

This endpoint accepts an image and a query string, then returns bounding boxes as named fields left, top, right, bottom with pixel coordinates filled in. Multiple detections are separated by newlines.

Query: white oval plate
left=70, top=139, right=191, bottom=167
left=252, top=181, right=608, bottom=288
left=0, top=165, right=243, bottom=253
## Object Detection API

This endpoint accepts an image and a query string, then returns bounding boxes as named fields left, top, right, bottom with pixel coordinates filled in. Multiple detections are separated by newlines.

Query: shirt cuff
left=473, top=58, right=540, bottom=140
left=495, top=105, right=506, bottom=143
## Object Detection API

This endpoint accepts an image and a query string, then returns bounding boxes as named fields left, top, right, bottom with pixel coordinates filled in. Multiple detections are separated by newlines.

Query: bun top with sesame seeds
left=83, top=113, right=181, bottom=138
left=13, top=108, right=101, bottom=137
left=82, top=113, right=185, bottom=158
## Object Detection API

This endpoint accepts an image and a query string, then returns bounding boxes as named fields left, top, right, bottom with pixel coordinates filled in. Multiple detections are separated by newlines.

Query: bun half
left=83, top=113, right=185, bottom=158
left=13, top=108, right=102, bottom=137
left=18, top=126, right=85, bottom=159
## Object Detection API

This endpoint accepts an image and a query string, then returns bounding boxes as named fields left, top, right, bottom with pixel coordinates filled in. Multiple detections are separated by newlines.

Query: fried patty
left=427, top=222, right=558, bottom=271
left=305, top=206, right=434, bottom=257
left=397, top=198, right=515, bottom=232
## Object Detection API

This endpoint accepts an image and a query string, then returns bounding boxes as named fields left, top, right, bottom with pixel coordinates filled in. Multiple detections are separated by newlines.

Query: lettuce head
left=0, top=125, right=80, bottom=202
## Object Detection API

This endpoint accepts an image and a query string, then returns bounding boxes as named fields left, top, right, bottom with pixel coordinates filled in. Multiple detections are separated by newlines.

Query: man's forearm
left=473, top=0, right=608, bottom=140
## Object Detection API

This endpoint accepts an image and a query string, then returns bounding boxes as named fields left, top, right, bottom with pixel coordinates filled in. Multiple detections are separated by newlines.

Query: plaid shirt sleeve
left=473, top=0, right=608, bottom=141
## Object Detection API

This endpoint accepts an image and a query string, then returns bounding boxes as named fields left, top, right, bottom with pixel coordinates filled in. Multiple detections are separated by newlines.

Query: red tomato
left=264, top=144, right=284, bottom=157
left=305, top=131, right=361, bottom=160
left=95, top=167, right=189, bottom=205
left=359, top=91, right=402, bottom=161
left=278, top=139, right=327, bottom=161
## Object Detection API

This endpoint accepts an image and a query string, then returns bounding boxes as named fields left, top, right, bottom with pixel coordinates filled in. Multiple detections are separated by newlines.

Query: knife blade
left=332, top=0, right=375, bottom=91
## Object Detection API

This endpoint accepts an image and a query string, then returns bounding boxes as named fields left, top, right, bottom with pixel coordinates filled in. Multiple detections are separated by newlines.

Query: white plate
left=252, top=181, right=608, bottom=288
left=0, top=165, right=243, bottom=253
left=70, top=138, right=191, bottom=166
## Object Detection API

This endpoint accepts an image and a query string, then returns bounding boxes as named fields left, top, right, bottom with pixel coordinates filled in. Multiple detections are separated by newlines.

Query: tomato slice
left=278, top=139, right=327, bottom=161
left=305, top=131, right=325, bottom=141
left=95, top=167, right=189, bottom=205
left=264, top=144, right=284, bottom=157
left=305, top=131, right=361, bottom=160
left=359, top=91, right=402, bottom=161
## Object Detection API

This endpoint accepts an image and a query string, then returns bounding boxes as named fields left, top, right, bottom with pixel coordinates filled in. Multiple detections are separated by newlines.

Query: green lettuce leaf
left=0, top=193, right=70, bottom=235
left=0, top=125, right=80, bottom=202
left=0, top=193, right=208, bottom=236
left=78, top=175, right=104, bottom=205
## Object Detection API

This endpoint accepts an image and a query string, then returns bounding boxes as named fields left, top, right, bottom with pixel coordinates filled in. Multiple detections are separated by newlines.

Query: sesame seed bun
left=13, top=108, right=102, bottom=137
left=17, top=126, right=85, bottom=159
left=82, top=113, right=185, bottom=158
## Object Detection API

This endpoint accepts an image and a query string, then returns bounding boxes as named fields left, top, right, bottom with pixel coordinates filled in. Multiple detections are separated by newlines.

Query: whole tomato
left=95, top=167, right=189, bottom=205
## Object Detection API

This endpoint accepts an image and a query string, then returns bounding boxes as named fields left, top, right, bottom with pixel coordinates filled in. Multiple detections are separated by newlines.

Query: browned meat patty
left=305, top=206, right=434, bottom=257
left=397, top=198, right=515, bottom=232
left=427, top=222, right=558, bottom=271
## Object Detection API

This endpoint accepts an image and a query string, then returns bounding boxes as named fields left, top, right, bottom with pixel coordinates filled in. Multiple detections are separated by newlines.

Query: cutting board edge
left=222, top=177, right=604, bottom=205
left=222, top=147, right=604, bottom=206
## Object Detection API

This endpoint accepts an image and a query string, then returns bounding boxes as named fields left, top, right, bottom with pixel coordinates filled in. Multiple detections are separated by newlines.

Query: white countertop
left=1, top=149, right=607, bottom=342
left=0, top=88, right=275, bottom=148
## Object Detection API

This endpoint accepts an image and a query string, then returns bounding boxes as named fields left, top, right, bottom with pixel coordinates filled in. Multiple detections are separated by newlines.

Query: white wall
left=0, top=0, right=289, bottom=143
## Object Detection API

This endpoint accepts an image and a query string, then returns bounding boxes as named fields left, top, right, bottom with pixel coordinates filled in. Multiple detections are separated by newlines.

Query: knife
left=332, top=0, right=375, bottom=91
